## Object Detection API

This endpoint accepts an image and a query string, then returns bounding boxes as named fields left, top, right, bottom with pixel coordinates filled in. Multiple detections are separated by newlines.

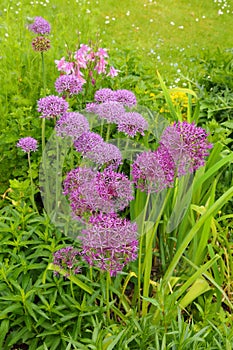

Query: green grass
left=1, top=0, right=233, bottom=78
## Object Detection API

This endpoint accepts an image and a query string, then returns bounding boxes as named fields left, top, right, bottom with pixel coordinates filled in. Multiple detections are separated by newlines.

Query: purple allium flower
left=132, top=146, right=175, bottom=193
left=113, top=89, right=137, bottom=108
left=80, top=213, right=138, bottom=276
left=85, top=142, right=122, bottom=168
left=85, top=102, right=99, bottom=114
left=55, top=74, right=83, bottom=96
left=37, top=95, right=69, bottom=119
left=94, top=168, right=134, bottom=211
left=55, top=112, right=89, bottom=140
left=117, top=112, right=149, bottom=137
left=74, top=131, right=104, bottom=153
left=159, top=121, right=212, bottom=176
left=17, top=137, right=38, bottom=153
left=28, top=16, right=51, bottom=35
left=95, top=101, right=125, bottom=123
left=53, top=246, right=81, bottom=276
left=63, top=167, right=98, bottom=219
left=63, top=166, right=133, bottom=219
left=31, top=36, right=51, bottom=52
left=94, top=88, right=115, bottom=102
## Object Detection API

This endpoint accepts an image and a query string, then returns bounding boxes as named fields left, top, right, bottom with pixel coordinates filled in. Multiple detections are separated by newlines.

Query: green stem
left=137, top=192, right=150, bottom=314
left=28, top=152, right=38, bottom=213
left=106, top=271, right=111, bottom=322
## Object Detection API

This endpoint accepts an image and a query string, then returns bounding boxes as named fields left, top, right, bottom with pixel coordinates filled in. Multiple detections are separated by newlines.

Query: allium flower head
left=159, top=121, right=212, bottom=176
left=113, top=89, right=137, bottom=107
left=55, top=74, right=83, bottom=96
left=132, top=146, right=175, bottom=193
left=80, top=213, right=138, bottom=276
left=95, top=101, right=125, bottom=123
left=85, top=142, right=122, bottom=168
left=32, top=36, right=51, bottom=52
left=74, top=131, right=103, bottom=153
left=63, top=166, right=133, bottom=219
left=85, top=102, right=99, bottom=114
left=17, top=137, right=38, bottom=153
left=94, top=88, right=114, bottom=102
left=53, top=246, right=81, bottom=276
left=94, top=168, right=134, bottom=211
left=55, top=112, right=89, bottom=140
left=117, top=112, right=149, bottom=137
left=28, top=16, right=51, bottom=35
left=37, top=95, right=69, bottom=119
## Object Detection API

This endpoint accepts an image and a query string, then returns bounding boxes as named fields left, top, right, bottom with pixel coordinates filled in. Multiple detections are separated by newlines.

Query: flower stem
left=28, top=152, right=38, bottom=212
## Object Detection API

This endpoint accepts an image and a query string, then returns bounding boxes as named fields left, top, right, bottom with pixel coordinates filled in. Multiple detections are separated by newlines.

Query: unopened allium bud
left=32, top=36, right=51, bottom=52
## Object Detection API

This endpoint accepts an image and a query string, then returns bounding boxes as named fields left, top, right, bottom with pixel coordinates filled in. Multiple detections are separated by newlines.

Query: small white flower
left=170, top=21, right=175, bottom=25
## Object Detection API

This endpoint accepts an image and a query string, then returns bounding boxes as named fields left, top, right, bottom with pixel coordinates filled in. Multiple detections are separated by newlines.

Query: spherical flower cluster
left=37, top=95, right=69, bottom=119
left=132, top=147, right=175, bottom=193
left=80, top=213, right=138, bottom=276
left=94, top=88, right=115, bottom=102
left=94, top=101, right=125, bottom=123
left=117, top=112, right=149, bottom=137
left=55, top=74, right=83, bottom=96
left=17, top=137, right=38, bottom=153
left=85, top=142, right=122, bottom=168
left=94, top=167, right=134, bottom=211
left=31, top=36, right=51, bottom=52
left=113, top=89, right=137, bottom=107
left=74, top=131, right=103, bottom=153
left=28, top=16, right=51, bottom=35
left=74, top=131, right=122, bottom=168
left=159, top=121, right=212, bottom=176
left=63, top=166, right=134, bottom=219
left=92, top=88, right=137, bottom=108
left=55, top=112, right=89, bottom=140
left=53, top=246, right=81, bottom=276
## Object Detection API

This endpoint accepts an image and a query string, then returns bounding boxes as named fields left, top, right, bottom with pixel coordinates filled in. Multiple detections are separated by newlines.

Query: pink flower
left=55, top=57, right=74, bottom=74
left=108, top=66, right=119, bottom=77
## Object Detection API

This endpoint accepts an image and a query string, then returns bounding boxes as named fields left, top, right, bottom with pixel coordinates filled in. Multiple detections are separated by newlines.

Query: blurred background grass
left=1, top=0, right=232, bottom=79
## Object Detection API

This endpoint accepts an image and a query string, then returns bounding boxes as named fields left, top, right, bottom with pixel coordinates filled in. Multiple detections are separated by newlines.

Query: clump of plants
left=1, top=14, right=233, bottom=350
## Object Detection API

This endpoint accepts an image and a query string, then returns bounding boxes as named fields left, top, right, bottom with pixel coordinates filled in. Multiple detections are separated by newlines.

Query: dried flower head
left=17, top=137, right=38, bottom=153
left=28, top=16, right=51, bottom=35
left=37, top=95, right=69, bottom=119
